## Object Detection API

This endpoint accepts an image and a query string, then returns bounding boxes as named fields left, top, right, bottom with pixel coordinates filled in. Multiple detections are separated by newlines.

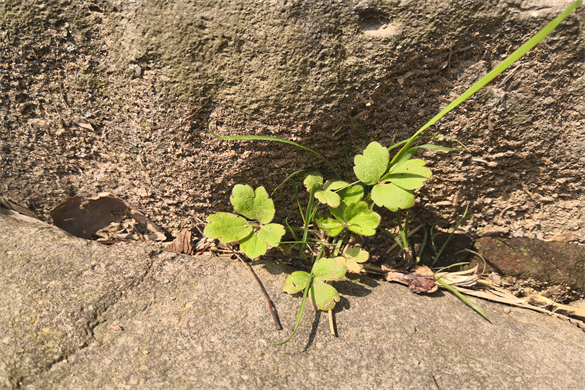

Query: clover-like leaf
left=310, top=277, right=341, bottom=311
left=386, top=159, right=432, bottom=190
left=353, top=142, right=389, bottom=185
left=345, top=247, right=369, bottom=263
left=344, top=202, right=381, bottom=236
left=371, top=182, right=415, bottom=212
left=337, top=256, right=362, bottom=274
left=338, top=184, right=364, bottom=206
left=303, top=172, right=323, bottom=193
left=283, top=271, right=310, bottom=294
left=315, top=213, right=344, bottom=237
left=239, top=223, right=285, bottom=259
left=315, top=189, right=340, bottom=208
left=313, top=257, right=347, bottom=281
left=230, top=185, right=275, bottom=224
left=328, top=184, right=364, bottom=222
left=340, top=248, right=369, bottom=273
left=314, top=180, right=348, bottom=208
left=204, top=212, right=253, bottom=243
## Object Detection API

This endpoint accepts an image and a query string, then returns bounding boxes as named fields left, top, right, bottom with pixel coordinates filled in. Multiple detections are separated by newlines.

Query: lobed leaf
left=353, top=142, right=389, bottom=185
left=387, top=159, right=432, bottom=190
left=314, top=180, right=349, bottom=208
left=310, top=277, right=341, bottom=311
left=344, top=202, right=381, bottom=236
left=231, top=185, right=275, bottom=224
left=204, top=212, right=253, bottom=243
left=337, top=256, right=362, bottom=274
left=315, top=213, right=345, bottom=237
left=312, top=257, right=347, bottom=281
left=371, top=183, right=415, bottom=212
left=303, top=172, right=323, bottom=193
left=328, top=184, right=364, bottom=222
left=239, top=223, right=285, bottom=259
left=345, top=247, right=369, bottom=263
left=283, top=271, right=311, bottom=294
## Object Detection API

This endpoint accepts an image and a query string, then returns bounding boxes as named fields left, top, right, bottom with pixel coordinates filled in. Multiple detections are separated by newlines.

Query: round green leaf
left=310, top=277, right=340, bottom=311
left=258, top=223, right=285, bottom=248
left=313, top=257, right=347, bottom=281
left=337, top=185, right=364, bottom=206
left=353, top=142, right=389, bottom=185
left=315, top=213, right=344, bottom=237
left=344, top=202, right=381, bottom=236
left=283, top=271, right=310, bottom=294
left=239, top=223, right=285, bottom=259
left=387, top=159, right=432, bottom=190
left=204, top=212, right=253, bottom=243
left=303, top=172, right=323, bottom=193
left=371, top=183, right=415, bottom=212
left=231, top=185, right=275, bottom=224
left=315, top=190, right=341, bottom=208
left=345, top=247, right=369, bottom=263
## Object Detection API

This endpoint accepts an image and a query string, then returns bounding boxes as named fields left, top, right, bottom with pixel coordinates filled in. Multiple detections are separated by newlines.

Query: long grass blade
left=390, top=0, right=582, bottom=166
left=435, top=276, right=491, bottom=322
left=209, top=121, right=340, bottom=179
left=346, top=115, right=369, bottom=145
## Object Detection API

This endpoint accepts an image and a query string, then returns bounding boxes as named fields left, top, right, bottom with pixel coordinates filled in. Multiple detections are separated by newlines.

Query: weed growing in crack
left=203, top=0, right=582, bottom=345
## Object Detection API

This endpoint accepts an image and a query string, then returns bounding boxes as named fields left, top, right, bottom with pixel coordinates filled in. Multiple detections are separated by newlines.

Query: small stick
left=227, top=244, right=283, bottom=330
left=500, top=64, right=522, bottom=86
left=430, top=375, right=440, bottom=390
left=328, top=309, right=337, bottom=337
left=362, top=264, right=389, bottom=274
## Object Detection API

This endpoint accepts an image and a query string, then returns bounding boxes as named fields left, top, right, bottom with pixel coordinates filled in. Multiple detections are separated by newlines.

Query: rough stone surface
left=2, top=214, right=585, bottom=390
left=0, top=0, right=584, bottom=244
left=474, top=236, right=585, bottom=291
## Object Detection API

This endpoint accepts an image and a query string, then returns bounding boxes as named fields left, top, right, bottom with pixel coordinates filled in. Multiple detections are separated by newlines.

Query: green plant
left=203, top=0, right=582, bottom=344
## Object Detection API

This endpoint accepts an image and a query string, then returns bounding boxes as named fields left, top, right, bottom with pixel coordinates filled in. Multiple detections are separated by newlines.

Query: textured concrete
left=1, top=213, right=584, bottom=390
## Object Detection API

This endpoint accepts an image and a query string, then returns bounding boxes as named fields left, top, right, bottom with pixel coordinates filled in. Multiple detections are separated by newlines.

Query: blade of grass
left=209, top=120, right=340, bottom=179
left=388, top=135, right=469, bottom=152
left=433, top=204, right=469, bottom=267
left=271, top=170, right=307, bottom=197
left=434, top=262, right=471, bottom=273
left=346, top=115, right=369, bottom=145
left=435, top=276, right=491, bottom=322
left=415, top=226, right=428, bottom=264
left=269, top=246, right=326, bottom=346
left=390, top=0, right=582, bottom=166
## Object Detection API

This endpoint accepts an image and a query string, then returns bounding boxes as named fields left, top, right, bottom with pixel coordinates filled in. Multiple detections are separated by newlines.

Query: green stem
left=269, top=246, right=326, bottom=346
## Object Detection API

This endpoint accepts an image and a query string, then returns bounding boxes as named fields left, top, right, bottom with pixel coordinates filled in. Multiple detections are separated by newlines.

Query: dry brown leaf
left=397, top=266, right=438, bottom=293
left=72, top=117, right=95, bottom=131
left=166, top=228, right=195, bottom=255
left=50, top=194, right=166, bottom=241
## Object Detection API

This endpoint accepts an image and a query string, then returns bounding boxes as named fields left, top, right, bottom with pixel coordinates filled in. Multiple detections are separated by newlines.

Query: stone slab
left=1, top=214, right=584, bottom=390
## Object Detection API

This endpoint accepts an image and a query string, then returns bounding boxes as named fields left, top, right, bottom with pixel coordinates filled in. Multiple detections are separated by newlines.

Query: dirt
left=1, top=1, right=584, bottom=247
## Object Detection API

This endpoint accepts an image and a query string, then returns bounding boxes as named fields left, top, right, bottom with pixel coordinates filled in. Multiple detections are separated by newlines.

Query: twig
left=226, top=244, right=282, bottom=330
left=361, top=264, right=389, bottom=274
left=430, top=375, right=440, bottom=390
left=500, top=64, right=522, bottom=87
left=328, top=309, right=337, bottom=337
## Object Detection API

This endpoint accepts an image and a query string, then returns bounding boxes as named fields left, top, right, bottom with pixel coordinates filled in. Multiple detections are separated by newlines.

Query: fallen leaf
left=50, top=194, right=166, bottom=241
left=166, top=228, right=195, bottom=255
left=72, top=117, right=95, bottom=131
